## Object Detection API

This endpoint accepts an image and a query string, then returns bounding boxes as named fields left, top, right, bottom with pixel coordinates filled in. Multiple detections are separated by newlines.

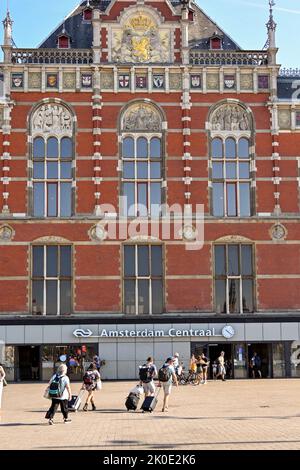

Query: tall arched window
left=120, top=103, right=163, bottom=217
left=210, top=103, right=253, bottom=217
left=33, top=136, right=73, bottom=217
left=31, top=103, right=74, bottom=217
left=211, top=137, right=251, bottom=217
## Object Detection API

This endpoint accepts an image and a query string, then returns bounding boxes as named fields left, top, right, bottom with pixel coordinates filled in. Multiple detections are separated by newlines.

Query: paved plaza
left=0, top=379, right=300, bottom=450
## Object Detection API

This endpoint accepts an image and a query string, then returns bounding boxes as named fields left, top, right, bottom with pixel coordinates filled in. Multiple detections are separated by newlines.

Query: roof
left=38, top=0, right=241, bottom=51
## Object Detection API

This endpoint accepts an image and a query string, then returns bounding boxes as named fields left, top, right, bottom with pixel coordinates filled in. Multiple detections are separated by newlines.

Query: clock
left=222, top=325, right=235, bottom=339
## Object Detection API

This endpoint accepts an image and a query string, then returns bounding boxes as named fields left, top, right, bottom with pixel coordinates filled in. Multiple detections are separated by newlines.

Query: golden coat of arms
left=112, top=14, right=169, bottom=63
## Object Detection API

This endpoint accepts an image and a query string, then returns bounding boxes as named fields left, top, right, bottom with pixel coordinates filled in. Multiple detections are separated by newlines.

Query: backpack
left=139, top=365, right=154, bottom=383
left=49, top=375, right=64, bottom=398
left=83, top=371, right=95, bottom=386
left=158, top=365, right=172, bottom=383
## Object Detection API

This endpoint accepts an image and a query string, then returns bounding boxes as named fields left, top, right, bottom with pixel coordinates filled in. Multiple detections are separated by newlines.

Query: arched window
left=33, top=136, right=73, bottom=217
left=210, top=103, right=253, bottom=217
left=212, top=137, right=251, bottom=217
left=121, top=103, right=163, bottom=217
left=31, top=103, right=74, bottom=218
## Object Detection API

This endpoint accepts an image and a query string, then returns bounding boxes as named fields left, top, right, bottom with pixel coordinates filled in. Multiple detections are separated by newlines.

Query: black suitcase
left=141, top=389, right=160, bottom=413
left=125, top=392, right=140, bottom=411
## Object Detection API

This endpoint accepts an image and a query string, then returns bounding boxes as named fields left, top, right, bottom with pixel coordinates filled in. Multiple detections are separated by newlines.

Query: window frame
left=123, top=244, right=164, bottom=316
left=211, top=136, right=252, bottom=217
left=121, top=133, right=164, bottom=218
left=32, top=135, right=74, bottom=218
left=31, top=244, right=73, bottom=316
left=213, top=243, right=255, bottom=315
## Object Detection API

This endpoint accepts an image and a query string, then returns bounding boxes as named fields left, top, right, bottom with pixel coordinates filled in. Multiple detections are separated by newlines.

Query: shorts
left=142, top=381, right=155, bottom=395
left=162, top=382, right=172, bottom=396
left=196, top=365, right=203, bottom=373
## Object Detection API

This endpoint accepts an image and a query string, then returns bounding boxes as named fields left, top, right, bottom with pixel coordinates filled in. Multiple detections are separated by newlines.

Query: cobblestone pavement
left=0, top=379, right=300, bottom=450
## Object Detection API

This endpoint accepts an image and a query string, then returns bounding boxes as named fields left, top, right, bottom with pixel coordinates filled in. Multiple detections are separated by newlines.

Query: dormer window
left=210, top=36, right=222, bottom=50
left=58, top=35, right=70, bottom=49
left=83, top=8, right=92, bottom=21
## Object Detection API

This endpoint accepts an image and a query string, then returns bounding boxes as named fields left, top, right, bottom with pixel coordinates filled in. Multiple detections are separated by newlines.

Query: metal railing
left=279, top=68, right=300, bottom=78
left=11, top=48, right=93, bottom=65
left=189, top=50, right=269, bottom=66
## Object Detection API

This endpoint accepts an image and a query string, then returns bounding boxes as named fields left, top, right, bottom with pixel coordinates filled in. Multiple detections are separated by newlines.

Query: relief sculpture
left=32, top=104, right=72, bottom=135
left=112, top=14, right=169, bottom=63
left=211, top=104, right=250, bottom=131
left=123, top=104, right=161, bottom=131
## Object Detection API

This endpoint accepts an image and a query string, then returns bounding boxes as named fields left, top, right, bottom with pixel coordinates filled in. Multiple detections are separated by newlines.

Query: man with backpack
left=45, top=364, right=72, bottom=425
left=158, top=357, right=178, bottom=412
left=139, top=357, right=157, bottom=397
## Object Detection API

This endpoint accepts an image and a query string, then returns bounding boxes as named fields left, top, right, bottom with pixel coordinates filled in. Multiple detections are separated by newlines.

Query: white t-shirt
left=50, top=374, right=70, bottom=400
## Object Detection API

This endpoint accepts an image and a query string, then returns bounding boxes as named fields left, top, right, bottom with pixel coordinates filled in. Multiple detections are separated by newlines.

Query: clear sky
left=1, top=0, right=298, bottom=68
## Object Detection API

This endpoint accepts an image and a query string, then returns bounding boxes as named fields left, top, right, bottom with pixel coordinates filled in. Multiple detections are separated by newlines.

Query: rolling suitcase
left=125, top=392, right=140, bottom=411
left=68, top=390, right=84, bottom=412
left=141, top=388, right=160, bottom=413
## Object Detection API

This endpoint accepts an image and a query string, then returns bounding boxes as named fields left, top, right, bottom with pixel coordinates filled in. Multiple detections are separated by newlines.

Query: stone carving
left=89, top=224, right=107, bottom=242
left=169, top=73, right=182, bottom=90
left=63, top=72, right=76, bottom=89
left=0, top=225, right=14, bottom=242
left=211, top=104, right=250, bottom=131
left=123, top=104, right=161, bottom=131
left=240, top=73, right=253, bottom=90
left=271, top=223, right=287, bottom=241
left=101, top=71, right=114, bottom=89
left=206, top=73, right=219, bottom=90
left=28, top=72, right=41, bottom=89
left=278, top=109, right=291, bottom=129
left=32, top=104, right=73, bottom=136
left=112, top=14, right=169, bottom=63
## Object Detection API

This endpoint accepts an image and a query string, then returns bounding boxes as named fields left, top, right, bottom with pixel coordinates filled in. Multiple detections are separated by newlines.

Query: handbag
left=96, top=380, right=102, bottom=391
left=3, top=378, right=8, bottom=387
left=43, top=387, right=50, bottom=399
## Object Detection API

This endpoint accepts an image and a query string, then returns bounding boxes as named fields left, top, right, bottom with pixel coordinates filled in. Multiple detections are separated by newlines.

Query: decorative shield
left=224, top=75, right=235, bottom=89
left=47, top=74, right=58, bottom=88
left=153, top=75, right=164, bottom=89
left=81, top=74, right=92, bottom=88
left=12, top=73, right=24, bottom=88
left=119, top=74, right=130, bottom=88
left=136, top=76, right=147, bottom=88
left=191, top=75, right=201, bottom=88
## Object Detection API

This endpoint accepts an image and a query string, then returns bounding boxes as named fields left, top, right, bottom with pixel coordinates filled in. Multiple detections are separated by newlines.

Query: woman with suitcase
left=82, top=363, right=101, bottom=412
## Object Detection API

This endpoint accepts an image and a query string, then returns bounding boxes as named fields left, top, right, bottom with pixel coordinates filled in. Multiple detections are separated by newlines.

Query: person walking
left=158, top=357, right=178, bottom=412
left=93, top=355, right=101, bottom=372
left=217, top=351, right=226, bottom=381
left=45, top=364, right=72, bottom=425
left=200, top=353, right=209, bottom=384
left=0, top=364, right=6, bottom=410
left=82, top=363, right=101, bottom=411
left=139, top=357, right=157, bottom=397
left=250, top=352, right=262, bottom=379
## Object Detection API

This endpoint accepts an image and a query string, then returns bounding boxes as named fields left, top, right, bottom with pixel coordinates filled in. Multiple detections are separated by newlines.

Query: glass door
left=233, top=343, right=248, bottom=378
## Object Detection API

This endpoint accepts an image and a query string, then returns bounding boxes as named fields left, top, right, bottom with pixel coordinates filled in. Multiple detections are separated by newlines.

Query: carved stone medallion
left=28, top=72, right=41, bottom=89
left=0, top=224, right=14, bottom=242
left=169, top=73, right=182, bottom=90
left=278, top=110, right=291, bottom=130
left=240, top=73, right=253, bottom=90
left=122, top=103, right=161, bottom=132
left=63, top=72, right=76, bottom=89
left=89, top=224, right=107, bottom=242
left=270, top=223, right=287, bottom=241
left=210, top=104, right=250, bottom=131
left=206, top=74, right=219, bottom=90
left=32, top=103, right=73, bottom=136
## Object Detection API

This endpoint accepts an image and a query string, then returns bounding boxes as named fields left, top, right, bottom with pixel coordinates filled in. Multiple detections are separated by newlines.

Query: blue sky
left=1, top=0, right=298, bottom=67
